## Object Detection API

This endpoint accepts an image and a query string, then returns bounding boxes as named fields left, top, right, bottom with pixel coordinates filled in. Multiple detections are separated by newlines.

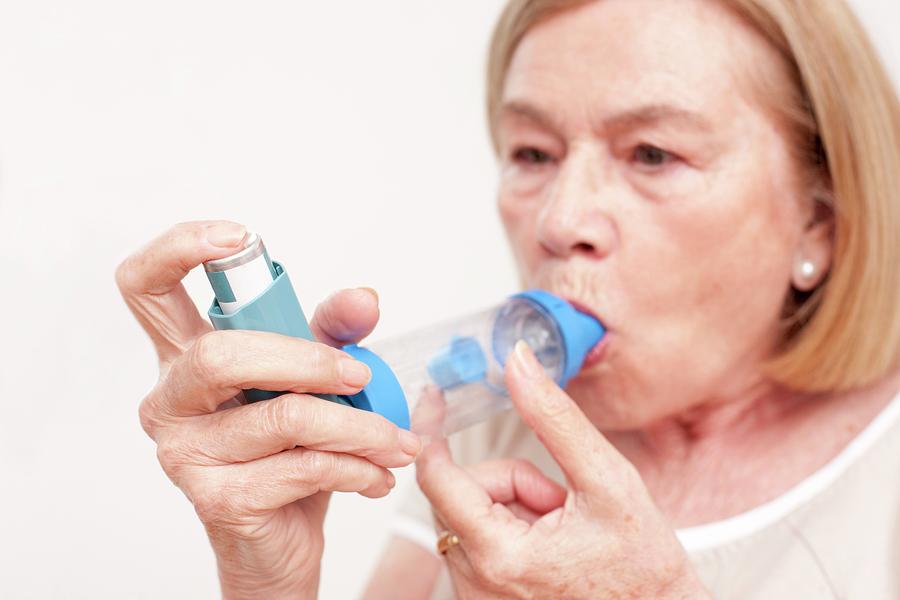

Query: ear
left=791, top=194, right=834, bottom=292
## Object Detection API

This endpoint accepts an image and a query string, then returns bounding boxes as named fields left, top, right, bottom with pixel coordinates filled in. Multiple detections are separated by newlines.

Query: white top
left=394, top=390, right=900, bottom=599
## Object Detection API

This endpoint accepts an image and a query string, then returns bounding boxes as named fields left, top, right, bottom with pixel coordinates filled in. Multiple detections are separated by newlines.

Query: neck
left=606, top=371, right=900, bottom=526
left=632, top=382, right=816, bottom=461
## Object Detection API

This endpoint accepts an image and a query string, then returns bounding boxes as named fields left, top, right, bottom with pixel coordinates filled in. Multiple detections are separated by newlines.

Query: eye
left=632, top=144, right=677, bottom=168
left=511, top=147, right=554, bottom=166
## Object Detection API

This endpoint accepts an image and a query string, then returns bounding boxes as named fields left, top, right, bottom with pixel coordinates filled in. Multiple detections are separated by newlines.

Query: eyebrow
left=499, top=100, right=714, bottom=134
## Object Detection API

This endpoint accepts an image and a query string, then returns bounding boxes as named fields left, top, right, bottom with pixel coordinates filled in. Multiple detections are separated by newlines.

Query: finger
left=431, top=511, right=480, bottom=584
left=179, top=392, right=420, bottom=467
left=431, top=515, right=481, bottom=589
left=310, top=287, right=380, bottom=347
left=467, top=459, right=566, bottom=517
left=505, top=501, right=543, bottom=524
left=116, top=220, right=249, bottom=365
left=193, top=448, right=396, bottom=520
left=156, top=329, right=373, bottom=417
left=410, top=384, right=447, bottom=443
left=416, top=438, right=517, bottom=546
left=505, top=340, right=630, bottom=496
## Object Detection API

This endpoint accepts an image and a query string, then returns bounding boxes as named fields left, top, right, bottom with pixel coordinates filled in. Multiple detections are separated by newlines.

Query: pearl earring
left=800, top=260, right=816, bottom=280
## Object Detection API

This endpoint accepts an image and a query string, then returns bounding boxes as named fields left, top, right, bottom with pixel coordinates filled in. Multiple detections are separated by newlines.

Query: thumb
left=310, top=287, right=380, bottom=347
left=468, top=459, right=567, bottom=516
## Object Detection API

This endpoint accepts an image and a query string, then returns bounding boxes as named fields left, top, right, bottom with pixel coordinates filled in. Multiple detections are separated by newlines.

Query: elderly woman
left=117, top=0, right=900, bottom=598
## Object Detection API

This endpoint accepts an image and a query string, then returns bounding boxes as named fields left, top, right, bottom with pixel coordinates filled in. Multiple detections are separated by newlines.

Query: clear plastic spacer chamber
left=347, top=290, right=605, bottom=438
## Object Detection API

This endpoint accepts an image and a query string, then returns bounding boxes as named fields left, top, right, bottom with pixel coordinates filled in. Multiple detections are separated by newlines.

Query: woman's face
left=497, top=0, right=828, bottom=428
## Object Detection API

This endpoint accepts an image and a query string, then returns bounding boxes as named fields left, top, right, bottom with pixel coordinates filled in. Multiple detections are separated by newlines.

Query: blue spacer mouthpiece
left=340, top=344, right=410, bottom=430
left=512, top=290, right=606, bottom=387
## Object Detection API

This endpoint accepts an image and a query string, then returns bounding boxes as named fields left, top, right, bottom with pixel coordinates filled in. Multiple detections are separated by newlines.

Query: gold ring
left=437, top=530, right=460, bottom=555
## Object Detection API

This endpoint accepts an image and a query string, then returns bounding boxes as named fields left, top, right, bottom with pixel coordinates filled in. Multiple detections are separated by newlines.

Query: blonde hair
left=487, top=0, right=900, bottom=392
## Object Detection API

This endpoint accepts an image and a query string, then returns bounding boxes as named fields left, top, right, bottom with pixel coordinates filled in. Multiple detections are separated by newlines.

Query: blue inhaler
left=203, top=233, right=605, bottom=437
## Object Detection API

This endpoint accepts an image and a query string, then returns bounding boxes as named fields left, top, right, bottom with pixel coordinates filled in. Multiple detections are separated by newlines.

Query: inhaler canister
left=203, top=233, right=356, bottom=408
left=204, top=232, right=277, bottom=314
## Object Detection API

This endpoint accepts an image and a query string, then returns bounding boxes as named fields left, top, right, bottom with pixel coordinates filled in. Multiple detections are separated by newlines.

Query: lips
left=581, top=336, right=610, bottom=368
left=563, top=297, right=603, bottom=324
left=561, top=296, right=610, bottom=369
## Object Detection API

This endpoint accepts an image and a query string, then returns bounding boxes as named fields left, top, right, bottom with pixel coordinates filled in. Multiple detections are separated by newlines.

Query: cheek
left=648, top=118, right=798, bottom=294
left=676, top=193, right=792, bottom=305
left=631, top=141, right=803, bottom=377
left=498, top=190, right=541, bottom=266
left=685, top=141, right=800, bottom=314
left=589, top=138, right=805, bottom=419
left=496, top=188, right=520, bottom=227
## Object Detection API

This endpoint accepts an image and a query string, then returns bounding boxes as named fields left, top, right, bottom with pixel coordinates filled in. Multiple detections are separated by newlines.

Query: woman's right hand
left=116, top=221, right=420, bottom=600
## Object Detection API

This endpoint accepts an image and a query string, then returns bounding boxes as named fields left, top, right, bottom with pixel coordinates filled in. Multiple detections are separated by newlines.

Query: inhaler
left=203, top=233, right=605, bottom=437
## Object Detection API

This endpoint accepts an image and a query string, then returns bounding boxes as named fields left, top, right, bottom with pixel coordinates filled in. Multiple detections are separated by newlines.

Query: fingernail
left=206, top=223, right=247, bottom=248
left=514, top=340, right=543, bottom=380
left=358, top=287, right=379, bottom=303
left=399, top=429, right=422, bottom=456
left=340, top=358, right=371, bottom=388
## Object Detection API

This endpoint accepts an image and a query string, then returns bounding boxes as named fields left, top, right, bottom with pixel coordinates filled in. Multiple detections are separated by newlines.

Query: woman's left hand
left=415, top=341, right=711, bottom=599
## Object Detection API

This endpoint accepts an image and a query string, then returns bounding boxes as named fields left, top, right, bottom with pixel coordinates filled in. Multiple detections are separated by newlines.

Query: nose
left=536, top=146, right=618, bottom=259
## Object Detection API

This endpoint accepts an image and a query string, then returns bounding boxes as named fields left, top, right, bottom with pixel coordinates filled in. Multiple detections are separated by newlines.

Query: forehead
left=503, top=0, right=782, bottom=124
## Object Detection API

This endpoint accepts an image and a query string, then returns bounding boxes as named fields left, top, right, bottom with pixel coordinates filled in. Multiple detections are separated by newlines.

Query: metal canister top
left=204, top=231, right=265, bottom=272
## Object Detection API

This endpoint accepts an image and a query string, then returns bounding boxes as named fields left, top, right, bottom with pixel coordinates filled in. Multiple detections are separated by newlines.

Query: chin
left=564, top=370, right=647, bottom=431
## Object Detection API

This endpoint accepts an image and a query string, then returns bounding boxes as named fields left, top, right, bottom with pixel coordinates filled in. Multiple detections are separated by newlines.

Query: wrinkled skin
left=417, top=342, right=710, bottom=599
left=117, top=220, right=420, bottom=599
left=414, top=0, right=837, bottom=597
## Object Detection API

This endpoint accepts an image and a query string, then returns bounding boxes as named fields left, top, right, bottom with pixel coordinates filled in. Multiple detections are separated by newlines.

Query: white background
left=0, top=1, right=896, bottom=598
